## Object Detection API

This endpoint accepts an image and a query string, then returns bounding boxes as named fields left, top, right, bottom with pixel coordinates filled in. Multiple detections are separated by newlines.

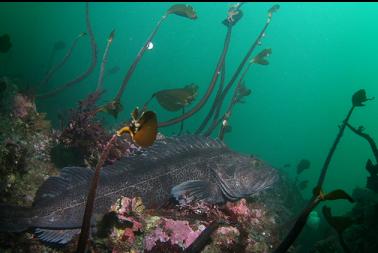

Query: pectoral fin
left=171, top=180, right=225, bottom=205
left=35, top=228, right=81, bottom=245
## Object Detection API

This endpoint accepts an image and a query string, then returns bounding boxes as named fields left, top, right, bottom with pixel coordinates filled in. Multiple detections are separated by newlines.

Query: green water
left=1, top=2, right=378, bottom=217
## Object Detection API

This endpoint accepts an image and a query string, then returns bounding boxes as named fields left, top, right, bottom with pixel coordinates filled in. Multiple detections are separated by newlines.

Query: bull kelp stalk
left=112, top=15, right=167, bottom=103
left=76, top=110, right=158, bottom=252
left=273, top=89, right=372, bottom=253
left=38, top=32, right=86, bottom=90
left=158, top=3, right=248, bottom=128
left=194, top=50, right=227, bottom=134
left=96, top=29, right=115, bottom=92
left=197, top=4, right=279, bottom=134
left=158, top=26, right=232, bottom=128
left=184, top=220, right=220, bottom=253
left=76, top=134, right=117, bottom=253
left=38, top=2, right=97, bottom=99
left=205, top=59, right=253, bottom=137
left=346, top=123, right=378, bottom=163
left=108, top=4, right=197, bottom=117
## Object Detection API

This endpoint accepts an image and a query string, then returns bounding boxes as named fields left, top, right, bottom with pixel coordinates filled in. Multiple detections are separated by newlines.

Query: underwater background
left=1, top=2, right=378, bottom=251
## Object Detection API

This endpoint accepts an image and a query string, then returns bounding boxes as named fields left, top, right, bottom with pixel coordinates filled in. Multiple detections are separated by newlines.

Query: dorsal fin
left=101, top=135, right=228, bottom=176
left=33, top=167, right=94, bottom=206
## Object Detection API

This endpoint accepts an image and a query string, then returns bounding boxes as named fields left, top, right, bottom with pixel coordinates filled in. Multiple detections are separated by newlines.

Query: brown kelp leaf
left=352, top=89, right=374, bottom=107
left=132, top=111, right=158, bottom=148
left=116, top=110, right=157, bottom=148
left=296, top=159, right=311, bottom=175
left=167, top=4, right=197, bottom=20
left=251, top=48, right=272, bottom=65
left=322, top=206, right=354, bottom=234
left=324, top=189, right=354, bottom=203
left=268, top=4, right=280, bottom=18
left=155, top=83, right=198, bottom=112
left=235, top=81, right=252, bottom=104
left=298, top=180, right=309, bottom=191
left=0, top=34, right=12, bottom=53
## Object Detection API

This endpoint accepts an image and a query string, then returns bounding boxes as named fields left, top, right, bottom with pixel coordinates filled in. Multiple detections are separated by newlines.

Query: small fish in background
left=154, top=83, right=198, bottom=112
left=53, top=40, right=66, bottom=51
left=296, top=159, right=311, bottom=175
left=297, top=180, right=309, bottom=190
left=283, top=163, right=291, bottom=168
left=0, top=34, right=12, bottom=53
left=106, top=66, right=120, bottom=76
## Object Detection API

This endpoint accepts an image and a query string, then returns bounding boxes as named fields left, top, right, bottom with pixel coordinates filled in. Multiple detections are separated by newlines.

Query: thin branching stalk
left=346, top=123, right=378, bottom=163
left=113, top=15, right=168, bottom=103
left=38, top=3, right=97, bottom=99
left=76, top=134, right=117, bottom=253
left=158, top=26, right=232, bottom=128
left=38, top=32, right=86, bottom=90
left=273, top=105, right=356, bottom=253
left=96, top=29, right=115, bottom=92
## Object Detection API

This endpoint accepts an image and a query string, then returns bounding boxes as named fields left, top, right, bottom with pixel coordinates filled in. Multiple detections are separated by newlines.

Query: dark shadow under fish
left=0, top=135, right=278, bottom=245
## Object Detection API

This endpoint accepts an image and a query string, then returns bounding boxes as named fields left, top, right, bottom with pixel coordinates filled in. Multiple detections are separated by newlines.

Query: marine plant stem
left=184, top=220, right=220, bottom=253
left=273, top=105, right=356, bottom=253
left=113, top=15, right=168, bottom=103
left=316, top=105, right=355, bottom=188
left=273, top=196, right=322, bottom=253
left=37, top=3, right=97, bottom=99
left=338, top=232, right=352, bottom=253
left=346, top=123, right=378, bottom=163
left=158, top=26, right=232, bottom=128
left=211, top=18, right=271, bottom=129
left=96, top=30, right=115, bottom=92
left=76, top=134, right=117, bottom=253
left=205, top=62, right=252, bottom=137
left=38, top=32, right=85, bottom=90
left=195, top=56, right=226, bottom=134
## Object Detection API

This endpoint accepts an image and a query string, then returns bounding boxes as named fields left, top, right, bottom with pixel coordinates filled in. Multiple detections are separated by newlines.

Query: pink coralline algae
left=144, top=218, right=203, bottom=251
left=12, top=93, right=36, bottom=119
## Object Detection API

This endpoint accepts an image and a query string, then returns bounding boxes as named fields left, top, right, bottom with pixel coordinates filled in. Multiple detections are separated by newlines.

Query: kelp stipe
left=158, top=3, right=239, bottom=128
left=105, top=4, right=197, bottom=118
left=205, top=48, right=271, bottom=138
left=37, top=32, right=86, bottom=91
left=273, top=89, right=372, bottom=253
left=196, top=5, right=279, bottom=135
left=38, top=3, right=97, bottom=99
left=96, top=29, right=115, bottom=92
left=76, top=110, right=158, bottom=252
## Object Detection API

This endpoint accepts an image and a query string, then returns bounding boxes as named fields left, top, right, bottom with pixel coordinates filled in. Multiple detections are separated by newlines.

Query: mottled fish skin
left=0, top=135, right=278, bottom=244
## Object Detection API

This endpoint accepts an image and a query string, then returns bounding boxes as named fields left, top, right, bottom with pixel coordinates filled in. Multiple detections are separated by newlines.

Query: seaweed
left=195, top=6, right=279, bottom=134
left=37, top=3, right=97, bottom=99
left=96, top=29, right=115, bottom=92
left=105, top=4, right=197, bottom=118
left=273, top=89, right=372, bottom=253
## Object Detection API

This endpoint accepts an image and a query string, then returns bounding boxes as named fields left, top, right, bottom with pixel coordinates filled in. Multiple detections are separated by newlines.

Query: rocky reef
left=0, top=76, right=57, bottom=206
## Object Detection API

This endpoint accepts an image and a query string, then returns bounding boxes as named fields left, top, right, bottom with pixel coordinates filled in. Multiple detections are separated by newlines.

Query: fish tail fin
left=0, top=204, right=33, bottom=232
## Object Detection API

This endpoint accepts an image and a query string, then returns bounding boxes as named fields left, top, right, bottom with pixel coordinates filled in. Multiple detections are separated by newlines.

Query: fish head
left=215, top=154, right=279, bottom=201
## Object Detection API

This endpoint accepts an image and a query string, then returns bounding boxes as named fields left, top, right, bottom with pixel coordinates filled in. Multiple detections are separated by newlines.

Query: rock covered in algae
left=0, top=76, right=58, bottom=252
left=0, top=76, right=57, bottom=206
